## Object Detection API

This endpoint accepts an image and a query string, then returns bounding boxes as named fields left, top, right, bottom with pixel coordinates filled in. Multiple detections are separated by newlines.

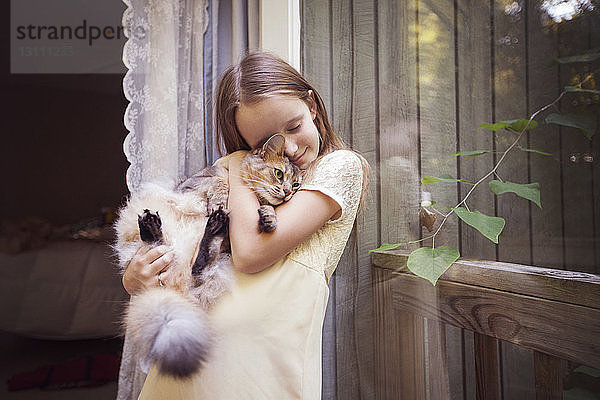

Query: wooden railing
left=372, top=250, right=600, bottom=400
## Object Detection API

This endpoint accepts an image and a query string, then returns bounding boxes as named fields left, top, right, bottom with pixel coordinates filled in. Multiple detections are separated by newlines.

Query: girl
left=121, top=51, right=368, bottom=399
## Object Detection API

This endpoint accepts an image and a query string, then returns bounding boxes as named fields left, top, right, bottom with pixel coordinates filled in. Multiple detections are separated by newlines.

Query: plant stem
left=427, top=89, right=569, bottom=243
left=455, top=90, right=566, bottom=211
left=381, top=86, right=573, bottom=252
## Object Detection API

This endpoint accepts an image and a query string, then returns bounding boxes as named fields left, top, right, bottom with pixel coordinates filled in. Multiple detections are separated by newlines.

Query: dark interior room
left=1, top=1, right=130, bottom=398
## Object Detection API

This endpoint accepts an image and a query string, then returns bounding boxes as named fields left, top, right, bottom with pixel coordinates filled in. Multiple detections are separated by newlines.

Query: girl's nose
left=284, top=139, right=298, bottom=157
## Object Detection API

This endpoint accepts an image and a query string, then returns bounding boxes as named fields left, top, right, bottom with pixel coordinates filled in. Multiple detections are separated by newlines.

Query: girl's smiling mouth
left=290, top=148, right=306, bottom=165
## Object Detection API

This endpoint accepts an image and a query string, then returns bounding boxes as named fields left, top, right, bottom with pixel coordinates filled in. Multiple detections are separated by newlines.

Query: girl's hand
left=122, top=245, right=175, bottom=295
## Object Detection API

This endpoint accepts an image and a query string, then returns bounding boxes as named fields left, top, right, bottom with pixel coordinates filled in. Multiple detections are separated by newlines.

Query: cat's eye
left=292, top=183, right=300, bottom=189
left=274, top=168, right=284, bottom=180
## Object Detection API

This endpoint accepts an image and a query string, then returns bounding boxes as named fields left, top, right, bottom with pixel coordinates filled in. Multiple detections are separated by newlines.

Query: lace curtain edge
left=121, top=0, right=210, bottom=192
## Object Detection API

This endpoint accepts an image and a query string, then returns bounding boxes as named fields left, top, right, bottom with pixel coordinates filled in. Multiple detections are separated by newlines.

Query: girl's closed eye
left=288, top=123, right=301, bottom=132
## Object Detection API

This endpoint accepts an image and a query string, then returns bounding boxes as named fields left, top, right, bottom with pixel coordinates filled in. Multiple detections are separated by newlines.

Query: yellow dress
left=137, top=150, right=363, bottom=400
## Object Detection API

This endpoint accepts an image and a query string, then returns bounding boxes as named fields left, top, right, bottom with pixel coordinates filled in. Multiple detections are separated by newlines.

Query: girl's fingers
left=123, top=245, right=175, bottom=294
left=153, top=253, right=176, bottom=288
left=156, top=268, right=173, bottom=287
left=149, top=250, right=175, bottom=276
left=141, top=245, right=170, bottom=264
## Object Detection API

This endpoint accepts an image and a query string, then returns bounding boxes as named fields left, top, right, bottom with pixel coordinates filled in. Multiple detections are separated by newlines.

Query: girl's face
left=235, top=95, right=320, bottom=170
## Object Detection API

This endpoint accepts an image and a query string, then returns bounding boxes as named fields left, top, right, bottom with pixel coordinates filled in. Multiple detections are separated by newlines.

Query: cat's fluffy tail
left=125, top=287, right=211, bottom=378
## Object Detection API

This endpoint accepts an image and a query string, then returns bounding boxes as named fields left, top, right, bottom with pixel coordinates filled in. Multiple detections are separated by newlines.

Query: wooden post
left=374, top=268, right=426, bottom=400
left=425, top=319, right=450, bottom=399
left=533, top=351, right=563, bottom=400
left=398, top=312, right=426, bottom=400
left=474, top=333, right=499, bottom=400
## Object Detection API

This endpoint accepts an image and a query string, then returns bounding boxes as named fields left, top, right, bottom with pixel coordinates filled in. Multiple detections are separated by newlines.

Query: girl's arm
left=227, top=151, right=341, bottom=273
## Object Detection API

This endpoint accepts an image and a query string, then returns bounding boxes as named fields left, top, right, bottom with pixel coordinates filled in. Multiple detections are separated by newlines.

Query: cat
left=113, top=134, right=303, bottom=378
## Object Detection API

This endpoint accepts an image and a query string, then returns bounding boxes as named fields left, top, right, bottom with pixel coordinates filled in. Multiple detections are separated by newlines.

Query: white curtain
left=117, top=1, right=256, bottom=398
left=122, top=0, right=209, bottom=191
left=122, top=0, right=259, bottom=185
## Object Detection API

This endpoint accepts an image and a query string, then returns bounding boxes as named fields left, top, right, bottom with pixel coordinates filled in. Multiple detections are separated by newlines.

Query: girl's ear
left=261, top=134, right=285, bottom=157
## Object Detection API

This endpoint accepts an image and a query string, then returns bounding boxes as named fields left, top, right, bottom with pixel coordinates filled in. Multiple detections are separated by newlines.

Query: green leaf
left=555, top=52, right=600, bottom=64
left=506, top=119, right=538, bottom=132
left=480, top=119, right=538, bottom=132
left=453, top=150, right=493, bottom=157
left=565, top=86, right=600, bottom=95
left=545, top=112, right=597, bottom=140
left=489, top=180, right=542, bottom=208
left=480, top=121, right=511, bottom=131
left=517, top=145, right=552, bottom=156
left=369, top=242, right=402, bottom=253
left=407, top=246, right=460, bottom=286
left=453, top=207, right=506, bottom=244
left=422, top=174, right=470, bottom=184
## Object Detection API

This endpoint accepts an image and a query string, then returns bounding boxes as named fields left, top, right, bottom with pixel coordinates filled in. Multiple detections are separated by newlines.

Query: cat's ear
left=261, top=134, right=285, bottom=157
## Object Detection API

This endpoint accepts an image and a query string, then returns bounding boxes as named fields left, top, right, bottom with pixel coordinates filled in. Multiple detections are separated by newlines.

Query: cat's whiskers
left=242, top=177, right=287, bottom=199
left=243, top=177, right=272, bottom=186
left=251, top=188, right=275, bottom=196
left=251, top=187, right=284, bottom=202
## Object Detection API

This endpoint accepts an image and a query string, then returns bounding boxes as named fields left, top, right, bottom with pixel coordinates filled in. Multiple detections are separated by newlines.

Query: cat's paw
left=207, top=201, right=227, bottom=216
left=138, top=209, right=164, bottom=244
left=205, top=207, right=229, bottom=236
left=258, top=205, right=277, bottom=233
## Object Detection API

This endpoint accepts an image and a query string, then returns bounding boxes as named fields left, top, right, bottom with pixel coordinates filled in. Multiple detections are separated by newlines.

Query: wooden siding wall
left=301, top=1, right=599, bottom=399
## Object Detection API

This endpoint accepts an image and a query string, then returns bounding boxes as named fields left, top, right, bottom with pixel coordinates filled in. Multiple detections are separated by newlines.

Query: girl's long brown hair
left=214, top=50, right=370, bottom=210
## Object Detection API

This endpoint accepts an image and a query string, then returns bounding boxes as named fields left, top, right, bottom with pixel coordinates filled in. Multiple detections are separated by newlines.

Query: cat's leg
left=176, top=165, right=229, bottom=216
left=138, top=209, right=164, bottom=244
left=192, top=208, right=229, bottom=276
left=258, top=205, right=277, bottom=233
left=205, top=175, right=229, bottom=214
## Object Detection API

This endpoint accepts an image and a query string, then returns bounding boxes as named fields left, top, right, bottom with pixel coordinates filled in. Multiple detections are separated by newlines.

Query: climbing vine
left=371, top=52, right=599, bottom=286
